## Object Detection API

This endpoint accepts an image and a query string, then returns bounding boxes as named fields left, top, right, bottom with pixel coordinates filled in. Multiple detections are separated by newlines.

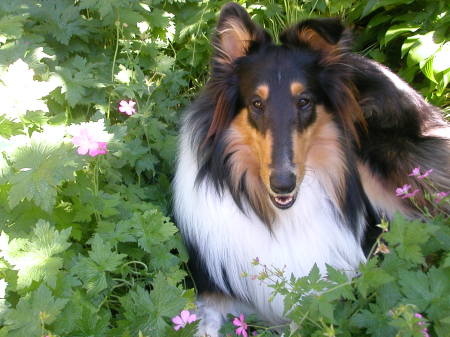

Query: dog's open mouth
left=270, top=193, right=297, bottom=209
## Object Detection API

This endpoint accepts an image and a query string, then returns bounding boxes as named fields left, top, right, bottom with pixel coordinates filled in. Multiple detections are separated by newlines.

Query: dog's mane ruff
left=347, top=54, right=450, bottom=213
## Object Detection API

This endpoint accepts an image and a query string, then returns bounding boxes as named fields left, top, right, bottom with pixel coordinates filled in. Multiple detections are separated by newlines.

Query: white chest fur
left=173, top=134, right=366, bottom=322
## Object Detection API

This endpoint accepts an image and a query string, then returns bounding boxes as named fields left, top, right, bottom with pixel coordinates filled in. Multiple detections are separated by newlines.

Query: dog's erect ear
left=213, top=3, right=271, bottom=65
left=280, top=18, right=348, bottom=55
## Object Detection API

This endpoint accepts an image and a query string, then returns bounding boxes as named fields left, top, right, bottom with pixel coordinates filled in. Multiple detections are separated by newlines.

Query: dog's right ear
left=213, top=3, right=271, bottom=65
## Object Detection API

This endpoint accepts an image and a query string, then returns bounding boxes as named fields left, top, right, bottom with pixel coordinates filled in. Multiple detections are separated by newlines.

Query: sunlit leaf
left=0, top=59, right=60, bottom=121
left=7, top=128, right=81, bottom=212
left=408, top=32, right=442, bottom=64
left=383, top=24, right=419, bottom=46
left=0, top=220, right=71, bottom=289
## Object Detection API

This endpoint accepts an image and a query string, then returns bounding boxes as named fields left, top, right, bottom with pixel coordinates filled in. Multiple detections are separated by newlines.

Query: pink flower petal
left=77, top=145, right=89, bottom=155
left=118, top=99, right=136, bottom=116
left=418, top=169, right=433, bottom=179
left=395, top=184, right=411, bottom=196
left=408, top=167, right=420, bottom=176
left=173, top=324, right=182, bottom=331
left=435, top=191, right=449, bottom=203
left=172, top=316, right=183, bottom=325
left=180, top=310, right=191, bottom=323
left=402, top=189, right=420, bottom=199
left=187, top=313, right=197, bottom=324
left=233, top=317, right=242, bottom=327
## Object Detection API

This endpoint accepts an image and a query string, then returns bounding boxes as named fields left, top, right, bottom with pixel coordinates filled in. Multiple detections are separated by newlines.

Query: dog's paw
left=195, top=325, right=220, bottom=337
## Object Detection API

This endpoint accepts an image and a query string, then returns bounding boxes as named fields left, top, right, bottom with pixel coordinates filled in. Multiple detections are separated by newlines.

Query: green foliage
left=0, top=1, right=448, bottom=337
left=235, top=213, right=449, bottom=337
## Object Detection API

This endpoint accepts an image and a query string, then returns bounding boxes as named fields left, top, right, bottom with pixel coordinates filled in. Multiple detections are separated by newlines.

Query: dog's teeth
left=275, top=196, right=292, bottom=205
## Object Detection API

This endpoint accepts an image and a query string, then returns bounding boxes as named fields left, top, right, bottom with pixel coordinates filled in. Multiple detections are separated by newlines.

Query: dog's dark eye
left=296, top=98, right=310, bottom=109
left=251, top=99, right=264, bottom=111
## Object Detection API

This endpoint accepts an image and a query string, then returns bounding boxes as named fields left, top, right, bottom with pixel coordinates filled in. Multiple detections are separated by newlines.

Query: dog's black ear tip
left=219, top=2, right=248, bottom=20
left=280, top=17, right=347, bottom=47
left=301, top=18, right=345, bottom=44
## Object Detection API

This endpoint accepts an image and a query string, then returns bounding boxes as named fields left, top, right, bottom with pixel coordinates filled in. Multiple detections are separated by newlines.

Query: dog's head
left=203, top=3, right=365, bottom=222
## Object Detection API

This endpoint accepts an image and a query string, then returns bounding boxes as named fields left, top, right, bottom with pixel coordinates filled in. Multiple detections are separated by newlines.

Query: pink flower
left=171, top=310, right=197, bottom=331
left=435, top=191, right=449, bottom=203
left=414, top=313, right=430, bottom=337
left=68, top=120, right=113, bottom=157
left=408, top=167, right=421, bottom=176
left=233, top=314, right=248, bottom=337
left=395, top=184, right=411, bottom=197
left=71, top=129, right=108, bottom=157
left=402, top=189, right=420, bottom=199
left=118, top=100, right=136, bottom=116
left=417, top=169, right=433, bottom=179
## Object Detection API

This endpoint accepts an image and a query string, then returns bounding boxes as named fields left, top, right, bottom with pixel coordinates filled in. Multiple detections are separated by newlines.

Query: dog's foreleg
left=195, top=292, right=250, bottom=337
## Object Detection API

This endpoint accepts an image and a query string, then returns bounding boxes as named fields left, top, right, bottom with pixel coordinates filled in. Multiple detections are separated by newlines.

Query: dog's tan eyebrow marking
left=290, top=81, right=305, bottom=96
left=255, top=84, right=269, bottom=100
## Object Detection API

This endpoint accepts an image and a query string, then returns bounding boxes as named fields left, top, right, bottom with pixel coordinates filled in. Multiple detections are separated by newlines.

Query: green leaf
left=7, top=129, right=81, bottom=212
left=88, top=235, right=126, bottom=272
left=0, top=59, right=61, bottom=121
left=71, top=256, right=108, bottom=295
left=30, top=0, right=87, bottom=45
left=420, top=57, right=437, bottom=83
left=72, top=235, right=125, bottom=295
left=361, top=0, right=414, bottom=18
left=383, top=24, right=419, bottom=46
left=401, top=35, right=420, bottom=58
left=119, top=274, right=187, bottom=337
left=131, top=209, right=178, bottom=253
left=383, top=214, right=435, bottom=264
left=351, top=306, right=397, bottom=337
left=433, top=43, right=450, bottom=73
left=52, top=290, right=111, bottom=336
left=408, top=32, right=441, bottom=64
left=0, top=220, right=71, bottom=289
left=79, top=0, right=130, bottom=18
left=398, top=270, right=431, bottom=310
left=0, top=14, right=28, bottom=43
left=56, top=56, right=100, bottom=107
left=356, top=259, right=395, bottom=298
left=2, top=284, right=68, bottom=337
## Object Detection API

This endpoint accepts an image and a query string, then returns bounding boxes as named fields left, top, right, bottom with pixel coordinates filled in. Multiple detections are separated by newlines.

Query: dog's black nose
left=269, top=172, right=296, bottom=194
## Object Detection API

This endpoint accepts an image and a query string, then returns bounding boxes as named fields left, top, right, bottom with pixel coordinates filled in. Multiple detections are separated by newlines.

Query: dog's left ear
left=213, top=3, right=272, bottom=65
left=280, top=18, right=349, bottom=56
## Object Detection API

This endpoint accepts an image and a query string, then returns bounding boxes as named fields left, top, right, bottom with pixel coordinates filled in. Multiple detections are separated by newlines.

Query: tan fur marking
left=225, top=109, right=275, bottom=223
left=290, top=81, right=305, bottom=96
left=299, top=106, right=347, bottom=209
left=255, top=84, right=269, bottom=101
left=298, top=28, right=334, bottom=53
left=217, top=18, right=253, bottom=63
left=357, top=162, right=409, bottom=218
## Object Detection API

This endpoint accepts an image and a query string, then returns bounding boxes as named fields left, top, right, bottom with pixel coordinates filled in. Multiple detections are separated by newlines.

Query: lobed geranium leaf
left=131, top=209, right=178, bottom=253
left=7, top=131, right=81, bottom=212
left=351, top=306, right=397, bottom=337
left=119, top=274, right=187, bottom=337
left=2, top=284, right=68, bottom=337
left=0, top=220, right=71, bottom=289
left=383, top=214, right=436, bottom=264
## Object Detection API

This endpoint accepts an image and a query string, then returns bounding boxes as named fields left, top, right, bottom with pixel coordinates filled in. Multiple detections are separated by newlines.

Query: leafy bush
left=0, top=1, right=448, bottom=337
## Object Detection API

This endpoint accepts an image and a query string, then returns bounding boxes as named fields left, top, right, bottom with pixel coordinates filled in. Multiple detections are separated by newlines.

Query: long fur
left=173, top=3, right=450, bottom=336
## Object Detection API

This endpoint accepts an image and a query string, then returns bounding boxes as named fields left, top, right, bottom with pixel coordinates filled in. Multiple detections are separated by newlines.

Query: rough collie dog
left=173, top=3, right=450, bottom=336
